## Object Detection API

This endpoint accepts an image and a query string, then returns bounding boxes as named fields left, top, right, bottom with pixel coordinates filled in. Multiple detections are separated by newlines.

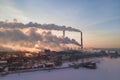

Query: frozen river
left=1, top=57, right=120, bottom=80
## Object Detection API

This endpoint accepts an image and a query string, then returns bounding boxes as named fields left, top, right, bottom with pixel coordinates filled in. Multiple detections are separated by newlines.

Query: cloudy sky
left=0, top=0, right=120, bottom=48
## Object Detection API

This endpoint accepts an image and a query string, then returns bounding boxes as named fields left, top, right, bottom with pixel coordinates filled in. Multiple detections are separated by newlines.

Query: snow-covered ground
left=1, top=57, right=120, bottom=80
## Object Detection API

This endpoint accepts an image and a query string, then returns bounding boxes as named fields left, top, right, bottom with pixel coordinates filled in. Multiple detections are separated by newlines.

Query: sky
left=0, top=0, right=120, bottom=48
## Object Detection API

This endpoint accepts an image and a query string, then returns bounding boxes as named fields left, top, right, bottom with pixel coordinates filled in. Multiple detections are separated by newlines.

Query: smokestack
left=80, top=31, right=83, bottom=49
left=4, top=19, right=8, bottom=23
left=13, top=18, right=17, bottom=23
left=63, top=30, right=65, bottom=38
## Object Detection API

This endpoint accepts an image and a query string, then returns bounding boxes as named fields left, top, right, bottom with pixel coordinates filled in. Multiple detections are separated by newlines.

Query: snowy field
left=1, top=57, right=120, bottom=80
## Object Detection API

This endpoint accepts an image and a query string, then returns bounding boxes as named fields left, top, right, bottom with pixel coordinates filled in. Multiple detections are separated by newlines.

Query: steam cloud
left=0, top=21, right=81, bottom=52
left=0, top=21, right=81, bottom=32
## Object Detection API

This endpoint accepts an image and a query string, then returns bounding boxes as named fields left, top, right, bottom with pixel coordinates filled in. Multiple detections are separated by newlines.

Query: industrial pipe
left=80, top=31, right=83, bottom=49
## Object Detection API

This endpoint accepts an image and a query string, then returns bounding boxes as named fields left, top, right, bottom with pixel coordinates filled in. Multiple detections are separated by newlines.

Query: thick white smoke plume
left=0, top=21, right=81, bottom=52
left=0, top=21, right=81, bottom=32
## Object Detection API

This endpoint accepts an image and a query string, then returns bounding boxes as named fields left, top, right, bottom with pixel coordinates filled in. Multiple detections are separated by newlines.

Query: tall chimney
left=4, top=19, right=8, bottom=23
left=63, top=30, right=65, bottom=38
left=80, top=32, right=83, bottom=49
left=13, top=18, right=17, bottom=23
